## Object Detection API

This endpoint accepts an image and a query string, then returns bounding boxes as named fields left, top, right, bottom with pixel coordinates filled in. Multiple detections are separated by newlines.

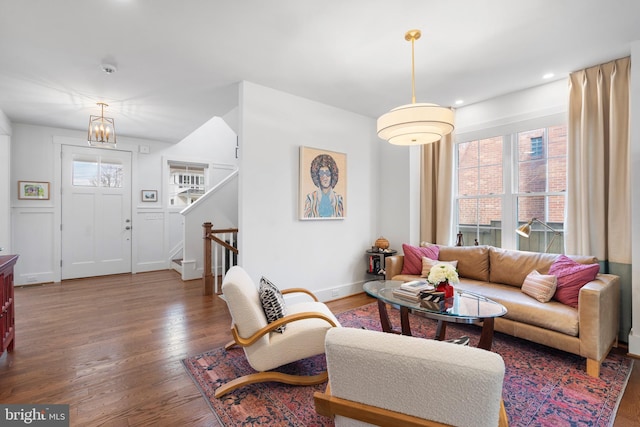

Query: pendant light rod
left=405, top=29, right=421, bottom=104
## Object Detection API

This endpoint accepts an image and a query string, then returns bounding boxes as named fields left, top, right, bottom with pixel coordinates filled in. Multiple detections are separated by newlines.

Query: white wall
left=161, top=115, right=239, bottom=279
left=455, top=78, right=568, bottom=137
left=9, top=116, right=236, bottom=285
left=238, top=81, right=379, bottom=300
left=0, top=110, right=11, bottom=255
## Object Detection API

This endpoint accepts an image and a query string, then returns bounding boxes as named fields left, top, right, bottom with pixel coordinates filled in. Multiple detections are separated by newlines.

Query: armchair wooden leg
left=499, top=399, right=509, bottom=427
left=215, top=370, right=328, bottom=398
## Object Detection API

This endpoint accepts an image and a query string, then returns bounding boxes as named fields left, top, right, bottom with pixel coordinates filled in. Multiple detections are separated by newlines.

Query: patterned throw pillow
left=259, top=276, right=287, bottom=333
left=421, top=257, right=458, bottom=278
left=521, top=270, right=557, bottom=303
left=549, top=255, right=600, bottom=308
left=401, top=244, right=440, bottom=275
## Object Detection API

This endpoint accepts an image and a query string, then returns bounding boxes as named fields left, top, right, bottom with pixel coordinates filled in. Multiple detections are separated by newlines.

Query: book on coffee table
left=392, top=288, right=423, bottom=302
left=399, top=280, right=433, bottom=294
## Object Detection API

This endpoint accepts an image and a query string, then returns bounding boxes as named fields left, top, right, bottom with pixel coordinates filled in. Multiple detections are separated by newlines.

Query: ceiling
left=1, top=0, right=639, bottom=143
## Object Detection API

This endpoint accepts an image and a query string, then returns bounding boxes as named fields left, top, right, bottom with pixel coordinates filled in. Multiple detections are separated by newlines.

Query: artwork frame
left=141, top=190, right=158, bottom=202
left=299, top=146, right=347, bottom=220
left=18, top=181, right=50, bottom=200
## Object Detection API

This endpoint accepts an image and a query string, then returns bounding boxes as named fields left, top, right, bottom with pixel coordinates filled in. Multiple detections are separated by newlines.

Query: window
left=167, top=160, right=208, bottom=207
left=456, top=136, right=503, bottom=246
left=72, top=155, right=123, bottom=188
left=516, top=126, right=567, bottom=253
left=455, top=124, right=567, bottom=253
left=530, top=136, right=543, bottom=158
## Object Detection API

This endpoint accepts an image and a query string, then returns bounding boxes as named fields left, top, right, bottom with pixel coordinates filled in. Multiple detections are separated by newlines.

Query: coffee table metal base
left=376, top=299, right=496, bottom=351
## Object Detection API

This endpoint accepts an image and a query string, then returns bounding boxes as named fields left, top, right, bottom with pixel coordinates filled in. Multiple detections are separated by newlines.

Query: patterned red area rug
left=182, top=303, right=633, bottom=426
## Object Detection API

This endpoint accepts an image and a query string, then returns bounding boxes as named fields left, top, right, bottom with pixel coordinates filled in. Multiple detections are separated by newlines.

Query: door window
left=72, top=156, right=123, bottom=188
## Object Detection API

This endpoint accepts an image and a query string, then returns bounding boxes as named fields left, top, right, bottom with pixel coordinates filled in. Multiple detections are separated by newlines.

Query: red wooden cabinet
left=1, top=254, right=18, bottom=355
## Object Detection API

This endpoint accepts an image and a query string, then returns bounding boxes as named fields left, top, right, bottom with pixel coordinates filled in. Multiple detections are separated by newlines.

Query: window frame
left=453, top=114, right=566, bottom=251
left=163, top=158, right=212, bottom=209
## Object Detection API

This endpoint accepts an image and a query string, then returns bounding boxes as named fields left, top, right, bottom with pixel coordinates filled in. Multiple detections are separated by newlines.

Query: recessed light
left=543, top=72, right=554, bottom=79
left=455, top=99, right=464, bottom=105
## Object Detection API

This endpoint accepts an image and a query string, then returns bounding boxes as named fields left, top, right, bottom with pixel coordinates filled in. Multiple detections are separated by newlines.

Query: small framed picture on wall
left=18, top=181, right=50, bottom=200
left=141, top=190, right=158, bottom=202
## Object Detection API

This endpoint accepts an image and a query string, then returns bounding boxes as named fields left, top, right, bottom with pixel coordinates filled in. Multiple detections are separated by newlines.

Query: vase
left=436, top=282, right=454, bottom=298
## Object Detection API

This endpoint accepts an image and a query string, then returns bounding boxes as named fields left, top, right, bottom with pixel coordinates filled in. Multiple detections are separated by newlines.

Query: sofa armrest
left=385, top=255, right=404, bottom=280
left=578, top=273, right=620, bottom=362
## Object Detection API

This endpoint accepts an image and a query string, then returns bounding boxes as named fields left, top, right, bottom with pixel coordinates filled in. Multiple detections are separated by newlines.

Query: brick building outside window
left=455, top=124, right=567, bottom=253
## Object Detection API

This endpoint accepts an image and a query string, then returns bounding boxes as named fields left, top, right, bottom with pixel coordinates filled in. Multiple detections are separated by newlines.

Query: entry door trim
left=52, top=137, right=138, bottom=282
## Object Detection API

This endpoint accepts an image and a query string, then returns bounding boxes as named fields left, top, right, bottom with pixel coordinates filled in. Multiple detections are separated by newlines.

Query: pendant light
left=377, top=30, right=454, bottom=145
left=88, top=102, right=116, bottom=148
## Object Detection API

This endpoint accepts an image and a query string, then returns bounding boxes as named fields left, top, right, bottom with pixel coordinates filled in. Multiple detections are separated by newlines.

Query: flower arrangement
left=427, top=263, right=460, bottom=285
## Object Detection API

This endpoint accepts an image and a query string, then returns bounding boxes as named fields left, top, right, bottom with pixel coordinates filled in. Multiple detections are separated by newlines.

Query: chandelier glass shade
left=377, top=30, right=454, bottom=145
left=88, top=102, right=116, bottom=148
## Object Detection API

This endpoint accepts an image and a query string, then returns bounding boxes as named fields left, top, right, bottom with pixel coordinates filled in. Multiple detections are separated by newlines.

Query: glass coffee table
left=363, top=280, right=507, bottom=350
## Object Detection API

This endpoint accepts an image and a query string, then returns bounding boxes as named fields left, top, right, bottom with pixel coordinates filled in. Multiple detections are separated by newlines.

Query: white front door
left=61, top=145, right=132, bottom=279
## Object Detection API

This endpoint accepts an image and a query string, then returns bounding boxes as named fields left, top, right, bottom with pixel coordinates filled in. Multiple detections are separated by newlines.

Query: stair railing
left=203, top=222, right=238, bottom=295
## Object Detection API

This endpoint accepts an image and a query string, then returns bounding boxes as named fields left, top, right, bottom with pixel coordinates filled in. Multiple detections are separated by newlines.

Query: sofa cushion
left=488, top=247, right=559, bottom=287
left=438, top=245, right=490, bottom=281
left=455, top=280, right=579, bottom=336
left=549, top=255, right=600, bottom=308
left=421, top=257, right=458, bottom=278
left=401, top=244, right=439, bottom=275
left=521, top=270, right=557, bottom=303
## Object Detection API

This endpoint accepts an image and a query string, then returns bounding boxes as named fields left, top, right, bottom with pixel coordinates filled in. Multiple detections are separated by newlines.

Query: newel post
left=203, top=222, right=213, bottom=295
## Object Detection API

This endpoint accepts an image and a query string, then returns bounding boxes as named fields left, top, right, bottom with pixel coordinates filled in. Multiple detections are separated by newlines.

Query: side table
left=365, top=249, right=397, bottom=277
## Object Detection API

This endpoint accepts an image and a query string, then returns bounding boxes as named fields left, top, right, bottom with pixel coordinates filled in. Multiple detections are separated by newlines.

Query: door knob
left=125, top=226, right=131, bottom=230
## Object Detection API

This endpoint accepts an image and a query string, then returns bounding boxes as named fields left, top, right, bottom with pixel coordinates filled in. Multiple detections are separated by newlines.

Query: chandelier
left=377, top=30, right=455, bottom=145
left=88, top=102, right=116, bottom=148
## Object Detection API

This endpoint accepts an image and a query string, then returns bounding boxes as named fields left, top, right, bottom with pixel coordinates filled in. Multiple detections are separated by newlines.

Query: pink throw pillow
left=401, top=244, right=440, bottom=275
left=548, top=255, right=600, bottom=308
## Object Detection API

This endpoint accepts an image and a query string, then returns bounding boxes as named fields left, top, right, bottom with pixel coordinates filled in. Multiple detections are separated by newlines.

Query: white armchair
left=315, top=327, right=508, bottom=427
left=216, top=266, right=340, bottom=397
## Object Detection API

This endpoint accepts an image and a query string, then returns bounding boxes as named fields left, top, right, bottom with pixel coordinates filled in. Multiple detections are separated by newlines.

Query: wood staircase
left=203, top=222, right=238, bottom=295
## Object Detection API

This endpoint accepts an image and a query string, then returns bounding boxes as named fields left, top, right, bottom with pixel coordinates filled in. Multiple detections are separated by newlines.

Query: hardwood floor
left=0, top=270, right=637, bottom=426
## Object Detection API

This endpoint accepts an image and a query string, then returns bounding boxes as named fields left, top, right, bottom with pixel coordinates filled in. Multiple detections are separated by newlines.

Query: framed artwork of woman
left=299, top=146, right=347, bottom=220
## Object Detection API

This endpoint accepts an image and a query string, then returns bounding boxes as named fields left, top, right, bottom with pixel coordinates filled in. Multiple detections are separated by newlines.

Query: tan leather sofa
left=385, top=245, right=620, bottom=378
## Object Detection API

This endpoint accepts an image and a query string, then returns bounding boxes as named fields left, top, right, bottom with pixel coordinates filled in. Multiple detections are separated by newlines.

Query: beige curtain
left=420, top=133, right=454, bottom=245
left=567, top=56, right=631, bottom=263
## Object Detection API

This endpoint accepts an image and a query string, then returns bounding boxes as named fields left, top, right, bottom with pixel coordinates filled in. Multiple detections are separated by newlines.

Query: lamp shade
left=515, top=222, right=532, bottom=238
left=377, top=103, right=455, bottom=145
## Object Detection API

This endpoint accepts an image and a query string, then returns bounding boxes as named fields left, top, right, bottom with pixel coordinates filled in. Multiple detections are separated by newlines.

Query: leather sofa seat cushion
left=455, top=280, right=579, bottom=337
left=438, top=245, right=490, bottom=282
